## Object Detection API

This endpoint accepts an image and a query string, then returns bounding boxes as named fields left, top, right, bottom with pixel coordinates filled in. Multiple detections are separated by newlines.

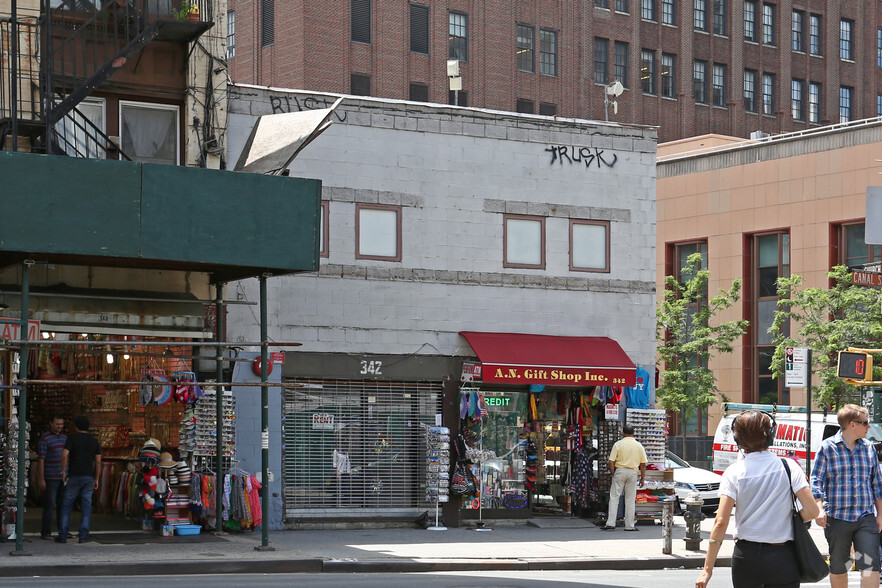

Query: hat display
left=142, top=438, right=161, bottom=451
left=158, top=452, right=177, bottom=468
left=175, top=461, right=192, bottom=484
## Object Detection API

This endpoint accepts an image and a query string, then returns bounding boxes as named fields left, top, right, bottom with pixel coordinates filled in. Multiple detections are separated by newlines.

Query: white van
left=712, top=403, right=841, bottom=475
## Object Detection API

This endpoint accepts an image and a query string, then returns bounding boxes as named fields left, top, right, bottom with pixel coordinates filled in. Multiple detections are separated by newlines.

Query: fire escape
left=0, top=0, right=212, bottom=158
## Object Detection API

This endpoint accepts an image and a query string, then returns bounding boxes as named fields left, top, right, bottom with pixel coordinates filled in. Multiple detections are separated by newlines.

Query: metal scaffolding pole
left=255, top=274, right=273, bottom=551
left=214, top=282, right=225, bottom=536
left=12, top=260, right=33, bottom=555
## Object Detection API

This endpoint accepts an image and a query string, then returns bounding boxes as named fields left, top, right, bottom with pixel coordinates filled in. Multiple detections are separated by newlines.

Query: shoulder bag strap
left=780, top=458, right=799, bottom=513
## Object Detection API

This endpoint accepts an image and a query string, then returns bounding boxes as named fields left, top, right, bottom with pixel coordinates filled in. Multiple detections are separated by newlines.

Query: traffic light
left=837, top=351, right=873, bottom=381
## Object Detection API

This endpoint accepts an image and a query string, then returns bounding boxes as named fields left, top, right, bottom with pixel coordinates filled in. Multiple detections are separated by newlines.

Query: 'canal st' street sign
left=852, top=270, right=882, bottom=287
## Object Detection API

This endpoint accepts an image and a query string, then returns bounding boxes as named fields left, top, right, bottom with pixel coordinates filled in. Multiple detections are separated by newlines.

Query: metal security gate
left=283, top=378, right=442, bottom=519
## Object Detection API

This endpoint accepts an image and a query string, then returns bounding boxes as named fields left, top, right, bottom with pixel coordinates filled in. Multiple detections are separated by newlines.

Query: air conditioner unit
left=750, top=130, right=771, bottom=140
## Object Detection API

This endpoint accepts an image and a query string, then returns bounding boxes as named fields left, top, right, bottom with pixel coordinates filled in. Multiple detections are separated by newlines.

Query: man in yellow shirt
left=600, top=424, right=647, bottom=531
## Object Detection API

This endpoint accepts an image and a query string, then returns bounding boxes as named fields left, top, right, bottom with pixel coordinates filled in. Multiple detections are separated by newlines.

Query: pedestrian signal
left=837, top=351, right=872, bottom=381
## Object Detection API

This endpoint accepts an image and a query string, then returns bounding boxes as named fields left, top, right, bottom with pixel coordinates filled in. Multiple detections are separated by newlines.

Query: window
left=809, top=14, right=822, bottom=55
left=808, top=82, right=821, bottom=123
left=744, top=69, right=757, bottom=112
left=517, top=24, right=535, bottom=72
left=594, top=37, right=609, bottom=84
left=712, top=0, right=725, bottom=35
left=351, top=73, right=371, bottom=96
left=409, top=82, right=429, bottom=102
left=840, top=86, right=853, bottom=122
left=878, top=94, right=882, bottom=117
left=693, top=59, right=707, bottom=103
left=711, top=63, right=726, bottom=106
left=641, top=49, right=656, bottom=94
left=260, top=0, right=274, bottom=46
left=614, top=41, right=629, bottom=86
left=226, top=11, right=235, bottom=59
left=744, top=1, right=756, bottom=41
left=753, top=233, right=790, bottom=405
left=539, top=29, right=558, bottom=76
left=539, top=103, right=557, bottom=116
left=762, top=3, right=775, bottom=45
left=570, top=220, right=610, bottom=272
left=762, top=73, right=775, bottom=115
left=410, top=4, right=429, bottom=54
left=840, top=223, right=882, bottom=269
left=595, top=0, right=609, bottom=8
left=792, top=10, right=804, bottom=52
left=616, top=0, right=629, bottom=12
left=504, top=215, right=545, bottom=269
left=56, top=97, right=105, bottom=159
left=449, top=12, right=468, bottom=61
left=791, top=79, right=804, bottom=121
left=119, top=101, right=179, bottom=165
left=356, top=204, right=401, bottom=261
left=516, top=98, right=534, bottom=114
left=642, top=0, right=656, bottom=20
left=840, top=19, right=853, bottom=60
left=661, top=53, right=676, bottom=98
left=661, top=0, right=675, bottom=25
left=878, top=29, right=882, bottom=67
left=694, top=0, right=707, bottom=31
left=449, top=90, right=468, bottom=106
left=351, top=0, right=371, bottom=44
left=319, top=201, right=329, bottom=258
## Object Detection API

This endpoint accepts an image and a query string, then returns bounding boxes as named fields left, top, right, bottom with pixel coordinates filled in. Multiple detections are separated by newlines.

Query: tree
left=656, top=253, right=749, bottom=452
left=769, top=265, right=882, bottom=408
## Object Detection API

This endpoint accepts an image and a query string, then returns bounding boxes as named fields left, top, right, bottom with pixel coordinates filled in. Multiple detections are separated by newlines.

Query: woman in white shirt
left=695, top=411, right=819, bottom=587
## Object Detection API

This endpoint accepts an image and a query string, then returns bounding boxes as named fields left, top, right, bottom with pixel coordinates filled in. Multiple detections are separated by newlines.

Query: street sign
left=785, top=346, right=809, bottom=388
left=852, top=270, right=882, bottom=287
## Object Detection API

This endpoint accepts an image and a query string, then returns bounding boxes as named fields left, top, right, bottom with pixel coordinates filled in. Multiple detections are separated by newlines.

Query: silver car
left=667, top=450, right=722, bottom=514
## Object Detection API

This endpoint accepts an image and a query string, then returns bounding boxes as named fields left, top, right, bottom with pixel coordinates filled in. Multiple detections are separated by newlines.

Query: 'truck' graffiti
left=270, top=95, right=347, bottom=122
left=545, top=145, right=618, bottom=169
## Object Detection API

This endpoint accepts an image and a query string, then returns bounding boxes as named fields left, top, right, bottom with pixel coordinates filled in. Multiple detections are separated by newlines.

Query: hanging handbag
left=781, top=459, right=829, bottom=583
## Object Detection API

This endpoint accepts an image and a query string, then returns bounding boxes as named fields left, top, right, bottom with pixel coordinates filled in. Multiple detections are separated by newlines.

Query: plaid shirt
left=810, top=431, right=882, bottom=522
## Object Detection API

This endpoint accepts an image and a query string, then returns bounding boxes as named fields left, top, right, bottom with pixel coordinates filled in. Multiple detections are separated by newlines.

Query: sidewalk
left=0, top=516, right=829, bottom=577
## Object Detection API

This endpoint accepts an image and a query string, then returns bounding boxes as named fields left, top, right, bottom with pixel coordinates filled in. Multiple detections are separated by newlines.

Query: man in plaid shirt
left=811, top=404, right=882, bottom=588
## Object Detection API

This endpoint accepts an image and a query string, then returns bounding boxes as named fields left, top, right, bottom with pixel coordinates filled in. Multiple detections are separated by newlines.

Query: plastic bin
left=174, top=524, right=201, bottom=536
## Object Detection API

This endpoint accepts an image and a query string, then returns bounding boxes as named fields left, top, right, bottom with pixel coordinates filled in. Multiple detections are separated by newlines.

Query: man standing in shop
left=600, top=424, right=647, bottom=531
left=56, top=416, right=101, bottom=544
left=37, top=414, right=66, bottom=540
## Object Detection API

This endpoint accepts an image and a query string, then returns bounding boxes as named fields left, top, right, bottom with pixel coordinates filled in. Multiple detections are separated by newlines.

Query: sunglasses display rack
left=596, top=419, right=622, bottom=494
left=424, top=426, right=450, bottom=530
left=626, top=408, right=668, bottom=466
left=189, top=388, right=236, bottom=457
left=1, top=415, right=29, bottom=542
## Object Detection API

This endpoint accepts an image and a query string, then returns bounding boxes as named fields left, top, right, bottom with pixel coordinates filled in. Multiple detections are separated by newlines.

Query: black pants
left=732, top=540, right=800, bottom=588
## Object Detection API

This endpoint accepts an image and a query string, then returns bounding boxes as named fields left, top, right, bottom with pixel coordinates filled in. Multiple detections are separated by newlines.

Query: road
left=0, top=570, right=870, bottom=587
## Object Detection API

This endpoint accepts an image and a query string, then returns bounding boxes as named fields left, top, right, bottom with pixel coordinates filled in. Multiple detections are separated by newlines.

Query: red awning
left=460, top=331, right=636, bottom=387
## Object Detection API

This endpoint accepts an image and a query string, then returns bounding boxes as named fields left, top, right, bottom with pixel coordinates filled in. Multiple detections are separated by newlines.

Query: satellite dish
left=606, top=81, right=624, bottom=98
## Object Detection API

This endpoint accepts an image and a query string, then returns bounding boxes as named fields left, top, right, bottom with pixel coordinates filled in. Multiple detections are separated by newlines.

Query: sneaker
left=624, top=527, right=639, bottom=532
left=78, top=537, right=92, bottom=544
left=599, top=526, right=615, bottom=530
left=54, top=536, right=66, bottom=543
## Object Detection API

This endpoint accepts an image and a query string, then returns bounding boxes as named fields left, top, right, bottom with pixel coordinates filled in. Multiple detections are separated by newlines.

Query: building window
left=226, top=11, right=235, bottom=60
left=516, top=98, right=535, bottom=114
left=410, top=4, right=429, bottom=54
left=539, top=103, right=557, bottom=116
left=661, top=53, right=676, bottom=98
left=877, top=29, right=882, bottom=67
left=693, top=59, right=707, bottom=104
left=744, top=69, right=757, bottom=112
left=878, top=95, right=882, bottom=117
left=517, top=24, right=535, bottom=72
left=319, top=201, right=329, bottom=258
left=351, top=0, right=371, bottom=44
left=539, top=29, right=558, bottom=76
left=56, top=97, right=105, bottom=159
left=809, top=14, right=822, bottom=55
left=792, top=10, right=804, bottom=52
left=762, top=73, right=775, bottom=115
left=753, top=232, right=790, bottom=405
left=840, top=223, right=882, bottom=269
left=808, top=82, right=821, bottom=123
left=356, top=204, right=401, bottom=261
left=791, top=79, right=804, bottom=121
left=449, top=12, right=468, bottom=61
left=409, top=82, right=429, bottom=102
left=694, top=0, right=707, bottom=31
left=351, top=73, right=371, bottom=96
left=119, top=101, right=179, bottom=165
left=641, top=49, right=656, bottom=94
left=712, top=0, right=726, bottom=35
left=840, top=19, right=853, bottom=60
left=260, top=0, right=274, bottom=46
left=594, top=37, right=609, bottom=84
left=744, top=1, right=756, bottom=41
left=449, top=90, right=468, bottom=106
left=614, top=41, right=629, bottom=86
left=642, top=0, right=656, bottom=21
left=661, top=0, right=675, bottom=25
left=570, top=220, right=610, bottom=272
left=840, top=86, right=853, bottom=122
left=712, top=63, right=726, bottom=106
left=503, top=214, right=545, bottom=269
left=596, top=0, right=610, bottom=8
left=762, top=3, right=775, bottom=45
left=616, top=0, right=629, bottom=12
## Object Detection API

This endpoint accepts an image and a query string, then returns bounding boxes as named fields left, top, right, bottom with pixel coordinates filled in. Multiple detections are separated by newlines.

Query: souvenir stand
left=627, top=408, right=674, bottom=521
left=424, top=426, right=449, bottom=530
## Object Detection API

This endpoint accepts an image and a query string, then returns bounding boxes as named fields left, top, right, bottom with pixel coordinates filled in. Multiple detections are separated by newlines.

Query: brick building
left=226, top=0, right=882, bottom=143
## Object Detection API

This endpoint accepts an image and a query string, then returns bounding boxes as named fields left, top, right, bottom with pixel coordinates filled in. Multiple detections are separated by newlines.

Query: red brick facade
left=227, top=0, right=882, bottom=143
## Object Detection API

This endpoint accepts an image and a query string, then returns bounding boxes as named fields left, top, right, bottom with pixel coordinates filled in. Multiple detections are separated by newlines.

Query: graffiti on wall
left=269, top=95, right=347, bottom=122
left=545, top=145, right=618, bottom=169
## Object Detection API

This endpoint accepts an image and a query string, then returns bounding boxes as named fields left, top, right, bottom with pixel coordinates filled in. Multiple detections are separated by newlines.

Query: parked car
left=666, top=450, right=722, bottom=514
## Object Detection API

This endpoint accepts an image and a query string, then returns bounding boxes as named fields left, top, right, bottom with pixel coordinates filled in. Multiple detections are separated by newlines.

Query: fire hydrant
left=683, top=490, right=706, bottom=551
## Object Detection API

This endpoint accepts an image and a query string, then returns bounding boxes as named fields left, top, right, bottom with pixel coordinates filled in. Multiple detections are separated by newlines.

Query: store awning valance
left=459, top=331, right=636, bottom=387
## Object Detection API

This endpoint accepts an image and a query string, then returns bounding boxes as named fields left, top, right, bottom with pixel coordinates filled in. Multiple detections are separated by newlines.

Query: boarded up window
left=352, top=0, right=371, bottom=43
left=410, top=4, right=429, bottom=53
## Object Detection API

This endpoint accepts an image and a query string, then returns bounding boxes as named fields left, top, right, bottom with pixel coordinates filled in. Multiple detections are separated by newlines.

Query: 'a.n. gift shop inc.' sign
left=480, top=364, right=634, bottom=387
